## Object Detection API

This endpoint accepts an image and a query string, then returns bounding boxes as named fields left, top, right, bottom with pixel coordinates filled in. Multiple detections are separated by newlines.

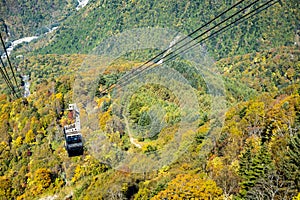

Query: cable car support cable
left=0, top=58, right=18, bottom=98
left=162, top=0, right=279, bottom=65
left=103, top=0, right=278, bottom=93
left=0, top=56, right=18, bottom=98
left=0, top=32, right=20, bottom=97
left=108, top=0, right=247, bottom=89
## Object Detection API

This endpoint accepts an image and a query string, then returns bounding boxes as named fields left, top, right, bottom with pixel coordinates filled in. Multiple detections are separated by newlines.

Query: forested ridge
left=0, top=0, right=299, bottom=199
left=35, top=0, right=299, bottom=59
left=0, top=0, right=76, bottom=40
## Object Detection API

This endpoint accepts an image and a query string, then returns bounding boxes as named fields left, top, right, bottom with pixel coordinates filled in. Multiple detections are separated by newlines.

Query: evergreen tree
left=238, top=144, right=254, bottom=198
left=238, top=143, right=273, bottom=198
left=286, top=132, right=300, bottom=191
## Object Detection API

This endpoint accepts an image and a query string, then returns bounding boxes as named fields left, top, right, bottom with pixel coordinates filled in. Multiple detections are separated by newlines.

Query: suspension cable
left=113, top=0, right=247, bottom=86
left=0, top=56, right=18, bottom=98
left=162, top=0, right=278, bottom=65
left=112, top=0, right=278, bottom=91
left=0, top=32, right=20, bottom=97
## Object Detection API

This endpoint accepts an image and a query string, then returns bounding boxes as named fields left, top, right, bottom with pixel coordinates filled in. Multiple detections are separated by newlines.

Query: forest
left=0, top=0, right=299, bottom=199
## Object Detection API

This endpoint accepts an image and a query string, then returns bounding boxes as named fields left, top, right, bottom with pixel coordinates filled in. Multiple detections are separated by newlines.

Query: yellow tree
left=151, top=173, right=223, bottom=199
left=267, top=95, right=299, bottom=136
left=29, top=168, right=52, bottom=196
left=0, top=176, right=11, bottom=200
left=206, top=157, right=240, bottom=199
left=240, top=101, right=265, bottom=136
left=25, top=129, right=35, bottom=144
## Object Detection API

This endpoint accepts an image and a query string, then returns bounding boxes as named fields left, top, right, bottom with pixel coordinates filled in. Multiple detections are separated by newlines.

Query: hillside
left=0, top=45, right=299, bottom=199
left=0, top=0, right=299, bottom=199
left=0, top=0, right=76, bottom=40
left=34, top=0, right=300, bottom=59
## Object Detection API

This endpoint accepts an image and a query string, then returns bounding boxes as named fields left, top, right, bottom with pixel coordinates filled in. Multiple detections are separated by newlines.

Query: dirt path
left=123, top=116, right=142, bottom=148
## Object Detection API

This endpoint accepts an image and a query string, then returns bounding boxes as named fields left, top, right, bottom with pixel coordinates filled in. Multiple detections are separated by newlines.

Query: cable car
left=64, top=104, right=83, bottom=157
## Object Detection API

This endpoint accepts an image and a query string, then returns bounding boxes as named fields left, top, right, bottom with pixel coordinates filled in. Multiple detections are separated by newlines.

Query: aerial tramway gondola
left=64, top=103, right=84, bottom=157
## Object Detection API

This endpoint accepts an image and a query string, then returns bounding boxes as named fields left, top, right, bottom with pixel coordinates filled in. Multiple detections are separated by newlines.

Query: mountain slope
left=36, top=0, right=300, bottom=59
left=0, top=0, right=299, bottom=199
left=0, top=0, right=76, bottom=40
left=0, top=45, right=299, bottom=199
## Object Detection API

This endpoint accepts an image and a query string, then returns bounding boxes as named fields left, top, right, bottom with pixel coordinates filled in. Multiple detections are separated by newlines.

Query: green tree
left=285, top=132, right=300, bottom=190
left=238, top=143, right=273, bottom=198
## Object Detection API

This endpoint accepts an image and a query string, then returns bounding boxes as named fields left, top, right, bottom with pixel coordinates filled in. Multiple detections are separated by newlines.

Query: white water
left=157, top=35, right=181, bottom=64
left=76, top=0, right=90, bottom=10
left=1, top=26, right=59, bottom=98
left=22, top=75, right=30, bottom=97
left=1, top=26, right=59, bottom=59
left=45, top=26, right=59, bottom=35
left=2, top=36, right=38, bottom=58
left=5, top=30, right=11, bottom=42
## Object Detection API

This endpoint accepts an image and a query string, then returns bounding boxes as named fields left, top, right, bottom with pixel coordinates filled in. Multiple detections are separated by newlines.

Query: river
left=76, top=0, right=90, bottom=10
left=1, top=0, right=90, bottom=98
left=1, top=26, right=59, bottom=59
left=2, top=0, right=90, bottom=58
